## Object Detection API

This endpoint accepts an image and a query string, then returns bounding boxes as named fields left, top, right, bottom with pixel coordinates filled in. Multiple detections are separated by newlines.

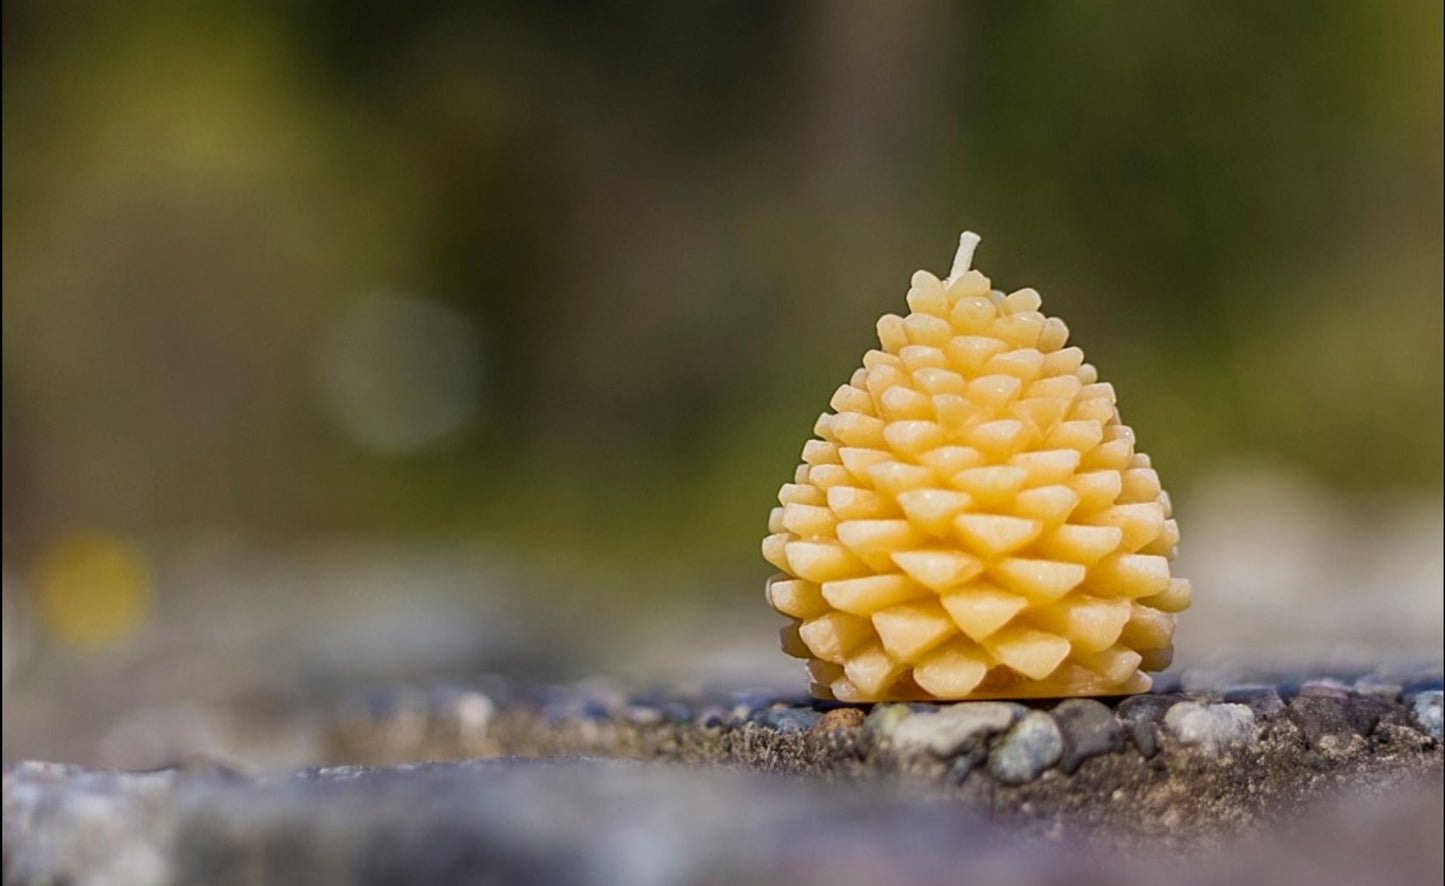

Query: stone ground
left=5, top=665, right=1442, bottom=886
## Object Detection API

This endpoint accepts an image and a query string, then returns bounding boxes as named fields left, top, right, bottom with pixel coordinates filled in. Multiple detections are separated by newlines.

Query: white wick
left=945, top=231, right=981, bottom=285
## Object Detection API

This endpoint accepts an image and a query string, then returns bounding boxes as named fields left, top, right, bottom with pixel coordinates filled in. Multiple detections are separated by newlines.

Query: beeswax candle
left=763, top=233, right=1189, bottom=702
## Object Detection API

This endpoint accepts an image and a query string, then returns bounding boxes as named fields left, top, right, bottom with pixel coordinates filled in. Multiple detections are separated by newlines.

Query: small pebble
left=889, top=702, right=1024, bottom=757
left=579, top=699, right=614, bottom=721
left=745, top=707, right=776, bottom=727
left=1164, top=702, right=1257, bottom=753
left=695, top=706, right=729, bottom=730
left=947, top=744, right=989, bottom=784
left=624, top=705, right=664, bottom=726
left=729, top=688, right=785, bottom=711
left=539, top=687, right=608, bottom=723
left=351, top=687, right=417, bottom=722
left=810, top=707, right=866, bottom=734
left=1288, top=694, right=1392, bottom=745
left=988, top=711, right=1063, bottom=785
left=763, top=707, right=822, bottom=734
left=1297, top=680, right=1351, bottom=700
left=1222, top=686, right=1285, bottom=719
left=1116, top=696, right=1177, bottom=758
left=727, top=690, right=778, bottom=725
left=860, top=704, right=914, bottom=753
left=1052, top=699, right=1124, bottom=774
left=1351, top=678, right=1404, bottom=702
left=445, top=692, right=495, bottom=737
left=661, top=702, right=693, bottom=723
left=1409, top=691, right=1443, bottom=741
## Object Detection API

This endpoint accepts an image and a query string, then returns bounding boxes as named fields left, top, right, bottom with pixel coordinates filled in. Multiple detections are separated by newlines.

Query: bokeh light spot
left=316, top=293, right=483, bottom=454
left=34, top=533, right=154, bottom=651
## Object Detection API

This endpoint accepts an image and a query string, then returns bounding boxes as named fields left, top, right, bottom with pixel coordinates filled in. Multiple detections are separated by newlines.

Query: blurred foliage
left=3, top=0, right=1441, bottom=585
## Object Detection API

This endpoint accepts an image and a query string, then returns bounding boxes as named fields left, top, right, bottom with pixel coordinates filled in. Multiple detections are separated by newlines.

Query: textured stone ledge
left=6, top=758, right=1444, bottom=886
left=5, top=670, right=1441, bottom=885
left=322, top=670, right=1442, bottom=842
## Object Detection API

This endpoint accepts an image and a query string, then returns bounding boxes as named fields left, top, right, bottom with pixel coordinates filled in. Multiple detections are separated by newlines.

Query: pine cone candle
left=763, top=233, right=1190, bottom=702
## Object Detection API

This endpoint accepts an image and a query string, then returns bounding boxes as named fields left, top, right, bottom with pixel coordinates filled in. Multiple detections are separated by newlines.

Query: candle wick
left=946, top=231, right=982, bottom=285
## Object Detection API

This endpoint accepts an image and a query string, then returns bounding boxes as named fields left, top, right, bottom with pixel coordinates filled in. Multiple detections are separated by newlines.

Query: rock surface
left=5, top=758, right=1442, bottom=886
left=5, top=668, right=1443, bottom=885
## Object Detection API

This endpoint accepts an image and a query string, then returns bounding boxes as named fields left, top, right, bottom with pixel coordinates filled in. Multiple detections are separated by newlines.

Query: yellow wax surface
left=763, top=234, right=1190, bottom=702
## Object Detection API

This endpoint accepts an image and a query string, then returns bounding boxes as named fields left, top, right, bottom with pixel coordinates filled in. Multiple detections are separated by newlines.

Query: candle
left=763, top=233, right=1189, bottom=702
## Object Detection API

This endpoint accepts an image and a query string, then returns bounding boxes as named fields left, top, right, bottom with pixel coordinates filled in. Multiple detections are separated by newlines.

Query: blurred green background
left=2, top=0, right=1441, bottom=733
